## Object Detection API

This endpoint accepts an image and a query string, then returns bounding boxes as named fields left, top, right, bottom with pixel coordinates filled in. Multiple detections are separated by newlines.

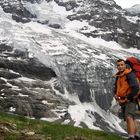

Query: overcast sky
left=114, top=0, right=140, bottom=8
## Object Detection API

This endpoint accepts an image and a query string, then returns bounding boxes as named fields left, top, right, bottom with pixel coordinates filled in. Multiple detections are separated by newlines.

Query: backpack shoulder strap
left=126, top=72, right=140, bottom=99
left=125, top=71, right=137, bottom=84
left=125, top=73, right=129, bottom=84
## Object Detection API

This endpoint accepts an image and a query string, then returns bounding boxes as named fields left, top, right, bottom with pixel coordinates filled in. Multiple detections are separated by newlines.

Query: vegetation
left=0, top=112, right=125, bottom=140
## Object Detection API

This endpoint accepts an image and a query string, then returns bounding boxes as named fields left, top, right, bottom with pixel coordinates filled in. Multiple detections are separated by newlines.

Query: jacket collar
left=116, top=68, right=132, bottom=77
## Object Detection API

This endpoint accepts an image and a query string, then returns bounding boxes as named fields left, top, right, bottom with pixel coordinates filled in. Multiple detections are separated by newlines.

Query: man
left=114, top=59, right=139, bottom=140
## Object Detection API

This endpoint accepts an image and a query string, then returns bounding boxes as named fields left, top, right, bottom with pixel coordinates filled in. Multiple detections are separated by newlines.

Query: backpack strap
left=126, top=72, right=140, bottom=99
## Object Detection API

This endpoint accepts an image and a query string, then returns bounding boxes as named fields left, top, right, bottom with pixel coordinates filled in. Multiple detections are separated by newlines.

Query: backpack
left=125, top=57, right=140, bottom=114
left=125, top=57, right=140, bottom=81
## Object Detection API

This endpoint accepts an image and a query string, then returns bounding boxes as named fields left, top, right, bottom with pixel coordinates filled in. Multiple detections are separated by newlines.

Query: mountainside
left=0, top=0, right=140, bottom=135
left=125, top=4, right=140, bottom=16
left=0, top=112, right=125, bottom=140
left=0, top=0, right=140, bottom=49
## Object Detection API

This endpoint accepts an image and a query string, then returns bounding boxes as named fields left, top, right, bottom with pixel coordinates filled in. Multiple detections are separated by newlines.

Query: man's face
left=117, top=61, right=126, bottom=72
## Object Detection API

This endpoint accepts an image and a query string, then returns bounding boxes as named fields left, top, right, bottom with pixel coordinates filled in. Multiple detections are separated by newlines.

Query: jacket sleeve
left=126, top=72, right=140, bottom=101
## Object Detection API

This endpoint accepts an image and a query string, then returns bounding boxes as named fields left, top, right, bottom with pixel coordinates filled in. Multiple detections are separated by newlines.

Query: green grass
left=0, top=112, right=126, bottom=140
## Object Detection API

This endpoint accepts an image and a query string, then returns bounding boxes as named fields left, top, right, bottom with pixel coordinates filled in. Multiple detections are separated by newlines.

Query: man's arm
left=126, top=72, right=139, bottom=101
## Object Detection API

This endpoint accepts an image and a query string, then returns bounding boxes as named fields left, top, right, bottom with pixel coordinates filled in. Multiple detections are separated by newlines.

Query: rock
left=0, top=0, right=36, bottom=23
left=48, top=23, right=62, bottom=29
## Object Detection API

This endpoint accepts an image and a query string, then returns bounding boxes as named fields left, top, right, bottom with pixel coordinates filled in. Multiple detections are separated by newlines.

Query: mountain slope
left=125, top=4, right=140, bottom=15
left=0, top=112, right=126, bottom=140
left=0, top=0, right=140, bottom=49
left=0, top=0, right=140, bottom=135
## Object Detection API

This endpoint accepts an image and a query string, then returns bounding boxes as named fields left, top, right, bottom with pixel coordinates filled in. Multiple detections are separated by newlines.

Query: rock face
left=65, top=0, right=140, bottom=49
left=0, top=44, right=60, bottom=119
left=0, top=0, right=140, bottom=49
left=0, top=0, right=36, bottom=23
left=0, top=0, right=139, bottom=133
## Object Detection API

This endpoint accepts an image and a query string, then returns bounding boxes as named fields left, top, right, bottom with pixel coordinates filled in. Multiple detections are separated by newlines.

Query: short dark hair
left=116, top=59, right=125, bottom=63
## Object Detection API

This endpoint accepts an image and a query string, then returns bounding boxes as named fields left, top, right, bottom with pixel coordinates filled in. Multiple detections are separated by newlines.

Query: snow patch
left=24, top=0, right=72, bottom=27
left=9, top=107, right=16, bottom=112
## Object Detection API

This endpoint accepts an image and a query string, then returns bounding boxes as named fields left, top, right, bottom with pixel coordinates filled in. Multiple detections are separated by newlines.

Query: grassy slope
left=0, top=112, right=126, bottom=140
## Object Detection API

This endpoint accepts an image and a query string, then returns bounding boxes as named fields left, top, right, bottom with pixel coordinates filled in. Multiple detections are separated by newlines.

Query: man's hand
left=114, top=95, right=120, bottom=101
left=117, top=98, right=128, bottom=105
left=114, top=95, right=128, bottom=105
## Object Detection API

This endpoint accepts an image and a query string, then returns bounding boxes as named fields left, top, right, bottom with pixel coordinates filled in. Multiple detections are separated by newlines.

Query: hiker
left=114, top=59, right=139, bottom=140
